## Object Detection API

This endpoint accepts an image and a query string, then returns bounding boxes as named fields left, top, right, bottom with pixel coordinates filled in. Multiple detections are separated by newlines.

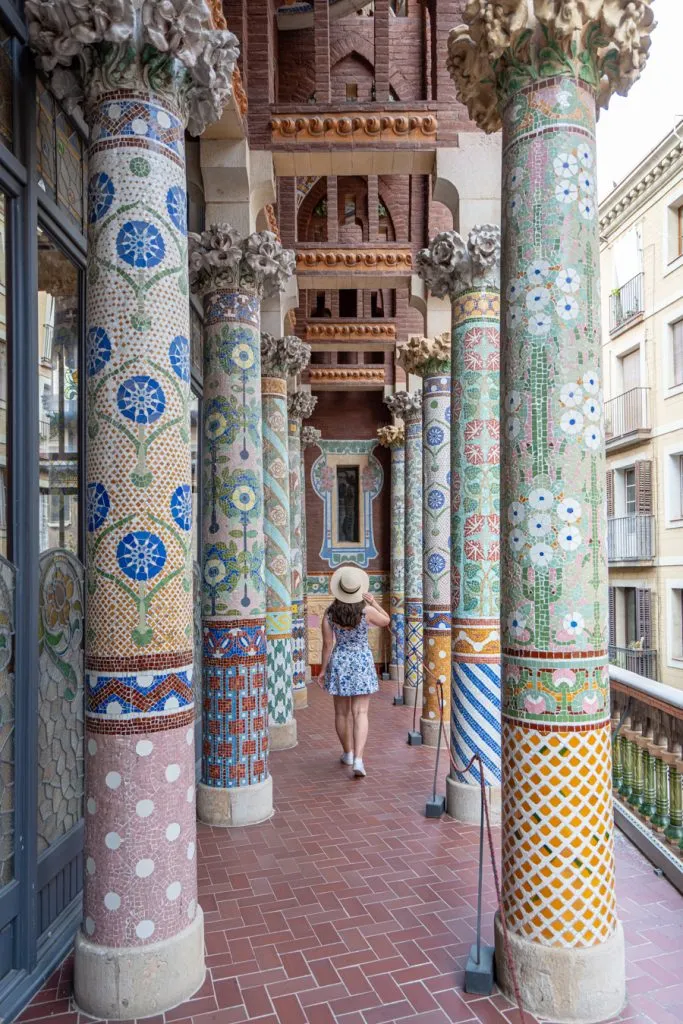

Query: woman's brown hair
left=327, top=598, right=364, bottom=628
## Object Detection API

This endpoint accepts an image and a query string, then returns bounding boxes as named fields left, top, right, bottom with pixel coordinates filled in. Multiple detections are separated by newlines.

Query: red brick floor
left=19, top=681, right=683, bottom=1024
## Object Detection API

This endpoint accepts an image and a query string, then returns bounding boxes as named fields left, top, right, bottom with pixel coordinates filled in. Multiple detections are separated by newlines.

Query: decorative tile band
left=306, top=573, right=388, bottom=595
left=404, top=405, right=423, bottom=689
left=289, top=423, right=306, bottom=691
left=390, top=445, right=405, bottom=669
left=84, top=86, right=196, bottom=949
left=205, top=292, right=260, bottom=327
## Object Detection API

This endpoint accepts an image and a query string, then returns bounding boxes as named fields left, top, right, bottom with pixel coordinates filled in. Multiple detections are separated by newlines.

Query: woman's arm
left=363, top=593, right=390, bottom=627
left=317, top=613, right=335, bottom=686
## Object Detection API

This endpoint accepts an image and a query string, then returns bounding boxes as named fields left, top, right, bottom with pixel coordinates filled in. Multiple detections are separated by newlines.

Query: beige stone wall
left=306, top=595, right=391, bottom=670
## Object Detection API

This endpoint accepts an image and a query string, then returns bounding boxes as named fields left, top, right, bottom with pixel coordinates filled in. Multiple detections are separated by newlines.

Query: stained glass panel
left=36, top=79, right=56, bottom=201
left=0, top=555, right=15, bottom=889
left=36, top=80, right=86, bottom=232
left=190, top=302, right=203, bottom=379
left=0, top=26, right=13, bottom=152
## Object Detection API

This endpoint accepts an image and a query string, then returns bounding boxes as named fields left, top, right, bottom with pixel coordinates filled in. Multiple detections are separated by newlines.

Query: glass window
left=620, top=348, right=640, bottom=391
left=0, top=26, right=12, bottom=153
left=0, top=196, right=7, bottom=558
left=36, top=80, right=87, bottom=234
left=624, top=587, right=637, bottom=645
left=337, top=466, right=360, bottom=543
left=624, top=468, right=636, bottom=516
left=37, top=229, right=80, bottom=554
left=672, top=320, right=683, bottom=387
left=679, top=206, right=683, bottom=259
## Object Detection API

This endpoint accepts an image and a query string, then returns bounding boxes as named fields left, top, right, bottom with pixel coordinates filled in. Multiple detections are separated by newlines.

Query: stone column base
left=197, top=776, right=273, bottom=828
left=446, top=775, right=501, bottom=824
left=293, top=686, right=308, bottom=710
left=74, top=905, right=205, bottom=1019
left=402, top=683, right=422, bottom=707
left=389, top=662, right=405, bottom=682
left=270, top=718, right=298, bottom=750
left=420, top=717, right=449, bottom=748
left=494, top=912, right=625, bottom=1024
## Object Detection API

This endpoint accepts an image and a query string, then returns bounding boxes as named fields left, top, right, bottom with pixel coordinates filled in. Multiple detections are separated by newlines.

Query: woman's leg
left=351, top=695, right=370, bottom=761
left=333, top=696, right=353, bottom=753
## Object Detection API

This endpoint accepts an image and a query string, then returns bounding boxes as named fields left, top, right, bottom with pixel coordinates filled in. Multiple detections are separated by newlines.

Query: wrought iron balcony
left=609, top=272, right=644, bottom=333
left=609, top=645, right=658, bottom=681
left=604, top=387, right=651, bottom=449
left=607, top=515, right=655, bottom=561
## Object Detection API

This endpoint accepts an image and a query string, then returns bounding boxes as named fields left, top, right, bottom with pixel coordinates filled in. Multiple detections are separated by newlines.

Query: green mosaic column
left=260, top=335, right=310, bottom=750
left=189, top=226, right=295, bottom=828
left=301, top=425, right=322, bottom=682
left=386, top=391, right=423, bottom=707
left=377, top=424, right=405, bottom=690
left=288, top=390, right=317, bottom=709
left=399, top=336, right=452, bottom=747
left=27, top=1, right=239, bottom=1017
left=449, top=5, right=655, bottom=1019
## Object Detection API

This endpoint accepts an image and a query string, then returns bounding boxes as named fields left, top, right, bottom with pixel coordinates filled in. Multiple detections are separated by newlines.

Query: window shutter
left=608, top=587, right=616, bottom=650
left=673, top=320, right=683, bottom=386
left=635, top=588, right=652, bottom=649
left=606, top=469, right=615, bottom=518
left=634, top=460, right=653, bottom=515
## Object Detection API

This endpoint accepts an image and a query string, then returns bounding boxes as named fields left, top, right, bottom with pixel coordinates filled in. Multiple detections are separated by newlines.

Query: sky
left=596, top=0, right=683, bottom=201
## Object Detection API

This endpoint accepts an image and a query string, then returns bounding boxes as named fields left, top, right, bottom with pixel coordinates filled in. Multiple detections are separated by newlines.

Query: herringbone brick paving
left=20, top=681, right=683, bottom=1024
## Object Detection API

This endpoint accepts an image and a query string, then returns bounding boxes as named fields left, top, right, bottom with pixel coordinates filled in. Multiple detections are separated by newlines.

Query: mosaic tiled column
left=386, top=391, right=423, bottom=707
left=377, top=424, right=405, bottom=687
left=27, top=1, right=238, bottom=1016
left=260, top=334, right=310, bottom=749
left=301, top=425, right=322, bottom=681
left=189, top=226, right=294, bottom=827
left=417, top=229, right=502, bottom=822
left=288, top=390, right=318, bottom=709
left=399, top=336, right=452, bottom=746
left=449, top=5, right=655, bottom=1018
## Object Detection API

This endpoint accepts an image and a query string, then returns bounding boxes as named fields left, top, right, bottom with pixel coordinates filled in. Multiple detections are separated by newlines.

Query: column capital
left=377, top=424, right=405, bottom=449
left=416, top=225, right=501, bottom=297
left=301, top=426, right=322, bottom=448
left=447, top=0, right=655, bottom=133
left=397, top=332, right=451, bottom=377
left=260, top=333, right=311, bottom=380
left=189, top=224, right=295, bottom=299
left=26, top=0, right=240, bottom=135
left=385, top=390, right=422, bottom=422
left=288, top=390, right=317, bottom=424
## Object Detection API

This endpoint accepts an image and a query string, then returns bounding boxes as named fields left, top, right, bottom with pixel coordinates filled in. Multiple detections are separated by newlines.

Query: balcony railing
left=610, top=665, right=683, bottom=891
left=604, top=387, right=650, bottom=444
left=607, top=515, right=655, bottom=561
left=609, top=272, right=644, bottom=333
left=609, top=645, right=657, bottom=680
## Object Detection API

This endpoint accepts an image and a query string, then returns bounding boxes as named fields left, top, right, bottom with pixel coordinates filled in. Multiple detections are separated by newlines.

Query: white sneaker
left=353, top=758, right=366, bottom=777
left=340, top=751, right=354, bottom=765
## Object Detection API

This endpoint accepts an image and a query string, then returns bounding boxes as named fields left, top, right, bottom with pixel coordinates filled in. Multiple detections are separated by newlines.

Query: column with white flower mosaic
left=416, top=226, right=502, bottom=822
left=289, top=390, right=318, bottom=708
left=26, top=0, right=240, bottom=1015
left=189, top=226, right=295, bottom=827
left=260, top=335, right=311, bottom=750
left=398, top=336, right=452, bottom=746
left=385, top=390, right=423, bottom=705
left=448, top=5, right=655, bottom=1018
left=377, top=424, right=405, bottom=685
left=301, top=425, right=322, bottom=679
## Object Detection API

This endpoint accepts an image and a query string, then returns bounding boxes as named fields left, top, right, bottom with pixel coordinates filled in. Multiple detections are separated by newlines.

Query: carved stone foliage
left=25, top=0, right=240, bottom=135
left=301, top=426, right=322, bottom=448
left=384, top=389, right=422, bottom=421
left=448, top=1, right=656, bottom=133
left=37, top=549, right=85, bottom=854
left=288, top=390, right=317, bottom=423
left=416, top=225, right=501, bottom=297
left=397, top=332, right=451, bottom=377
left=270, top=112, right=438, bottom=143
left=260, top=333, right=311, bottom=380
left=296, top=249, right=412, bottom=272
left=377, top=424, right=405, bottom=448
left=189, top=224, right=295, bottom=299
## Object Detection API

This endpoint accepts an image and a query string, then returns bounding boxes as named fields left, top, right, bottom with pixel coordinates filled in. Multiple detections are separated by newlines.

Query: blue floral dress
left=324, top=610, right=379, bottom=697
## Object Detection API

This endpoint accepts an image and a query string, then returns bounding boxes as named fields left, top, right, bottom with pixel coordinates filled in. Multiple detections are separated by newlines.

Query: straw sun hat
left=330, top=564, right=370, bottom=604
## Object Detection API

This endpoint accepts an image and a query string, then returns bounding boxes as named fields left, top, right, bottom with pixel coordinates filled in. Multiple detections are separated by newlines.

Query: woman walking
left=317, top=565, right=390, bottom=777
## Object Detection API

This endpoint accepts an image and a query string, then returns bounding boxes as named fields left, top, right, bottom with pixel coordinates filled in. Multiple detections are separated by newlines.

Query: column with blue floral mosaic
left=260, top=334, right=311, bottom=750
left=377, top=424, right=405, bottom=684
left=385, top=390, right=423, bottom=705
left=26, top=0, right=240, bottom=1015
left=417, top=226, right=502, bottom=822
left=399, top=336, right=452, bottom=746
left=189, top=225, right=294, bottom=826
left=448, top=4, right=655, bottom=1018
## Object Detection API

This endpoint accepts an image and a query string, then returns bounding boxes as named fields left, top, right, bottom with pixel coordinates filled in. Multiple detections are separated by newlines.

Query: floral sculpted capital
left=377, top=424, right=405, bottom=449
left=416, top=225, right=501, bottom=297
left=288, top=391, right=318, bottom=424
left=397, top=333, right=451, bottom=377
left=301, top=426, right=322, bottom=448
left=260, top=334, right=311, bottom=380
left=448, top=0, right=656, bottom=132
left=384, top=390, right=422, bottom=422
left=189, top=225, right=295, bottom=299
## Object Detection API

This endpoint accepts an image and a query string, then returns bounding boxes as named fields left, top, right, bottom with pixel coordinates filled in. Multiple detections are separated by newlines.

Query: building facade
left=600, top=125, right=683, bottom=690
